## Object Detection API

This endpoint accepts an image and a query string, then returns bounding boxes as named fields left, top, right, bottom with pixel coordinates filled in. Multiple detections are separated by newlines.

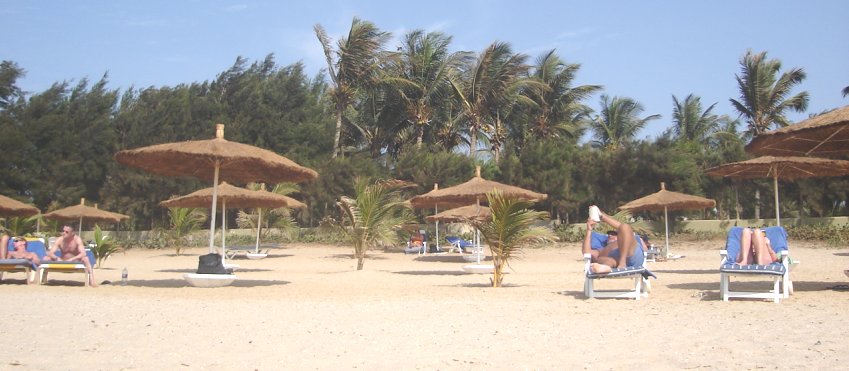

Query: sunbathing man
left=737, top=227, right=778, bottom=265
left=0, top=235, right=40, bottom=265
left=43, top=225, right=97, bottom=287
left=581, top=206, right=646, bottom=274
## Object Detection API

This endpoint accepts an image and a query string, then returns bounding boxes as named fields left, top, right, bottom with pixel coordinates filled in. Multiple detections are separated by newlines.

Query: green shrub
left=554, top=224, right=583, bottom=243
left=786, top=224, right=849, bottom=246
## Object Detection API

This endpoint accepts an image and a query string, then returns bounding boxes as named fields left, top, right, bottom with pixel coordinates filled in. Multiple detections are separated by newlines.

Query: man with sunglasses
left=43, top=225, right=97, bottom=287
left=1, top=235, right=41, bottom=265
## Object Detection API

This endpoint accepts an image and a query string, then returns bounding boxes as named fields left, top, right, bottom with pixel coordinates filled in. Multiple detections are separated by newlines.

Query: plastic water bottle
left=121, top=267, right=128, bottom=286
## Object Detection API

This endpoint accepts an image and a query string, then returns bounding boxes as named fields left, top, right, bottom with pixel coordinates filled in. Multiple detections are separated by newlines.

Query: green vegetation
left=91, top=225, right=121, bottom=268
left=470, top=191, right=555, bottom=287
left=336, top=179, right=414, bottom=270
left=166, top=207, right=207, bottom=255
left=0, top=18, right=845, bottom=239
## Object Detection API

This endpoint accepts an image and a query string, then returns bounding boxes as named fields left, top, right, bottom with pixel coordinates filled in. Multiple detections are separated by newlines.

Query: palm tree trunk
left=469, top=119, right=479, bottom=159
left=332, top=103, right=344, bottom=159
left=491, top=262, right=503, bottom=287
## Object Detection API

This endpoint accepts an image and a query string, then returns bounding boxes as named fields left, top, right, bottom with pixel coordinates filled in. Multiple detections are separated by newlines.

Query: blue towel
left=725, top=226, right=788, bottom=264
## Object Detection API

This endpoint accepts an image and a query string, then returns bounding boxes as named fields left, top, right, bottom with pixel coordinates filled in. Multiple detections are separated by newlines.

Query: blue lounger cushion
left=0, top=258, right=37, bottom=268
left=720, top=263, right=786, bottom=275
left=586, top=266, right=645, bottom=279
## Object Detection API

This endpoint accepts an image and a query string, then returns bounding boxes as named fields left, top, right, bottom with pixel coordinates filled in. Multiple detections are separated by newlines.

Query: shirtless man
left=1, top=235, right=40, bottom=265
left=581, top=206, right=646, bottom=274
left=737, top=227, right=778, bottom=265
left=43, top=225, right=97, bottom=287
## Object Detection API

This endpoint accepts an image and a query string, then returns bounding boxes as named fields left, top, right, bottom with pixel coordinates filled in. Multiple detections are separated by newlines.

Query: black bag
left=196, top=253, right=232, bottom=274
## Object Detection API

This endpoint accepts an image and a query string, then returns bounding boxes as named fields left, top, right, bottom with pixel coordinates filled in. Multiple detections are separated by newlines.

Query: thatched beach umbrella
left=705, top=156, right=849, bottom=226
left=405, top=183, right=468, bottom=251
left=410, top=166, right=547, bottom=208
left=746, top=105, right=849, bottom=159
left=0, top=194, right=40, bottom=217
left=115, top=124, right=317, bottom=255
left=160, top=182, right=305, bottom=259
left=410, top=166, right=547, bottom=263
left=619, top=182, right=716, bottom=258
left=425, top=204, right=492, bottom=223
left=43, top=198, right=129, bottom=233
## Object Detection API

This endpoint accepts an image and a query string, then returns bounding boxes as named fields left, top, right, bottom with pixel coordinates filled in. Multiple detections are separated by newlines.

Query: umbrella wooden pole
left=221, top=199, right=227, bottom=265
left=434, top=204, right=439, bottom=252
left=207, top=162, right=220, bottom=254
left=664, top=206, right=670, bottom=259
left=774, top=175, right=781, bottom=227
left=475, top=199, right=482, bottom=264
left=255, top=209, right=262, bottom=253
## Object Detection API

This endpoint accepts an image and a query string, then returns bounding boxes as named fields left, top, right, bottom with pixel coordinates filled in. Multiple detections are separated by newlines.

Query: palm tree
left=337, top=178, right=414, bottom=270
left=469, top=190, right=554, bottom=287
left=389, top=30, right=472, bottom=148
left=433, top=109, right=470, bottom=152
left=91, top=225, right=121, bottom=268
left=671, top=94, right=723, bottom=145
left=314, top=18, right=391, bottom=158
left=590, top=95, right=660, bottom=151
left=450, top=41, right=531, bottom=159
left=525, top=50, right=601, bottom=142
left=167, top=207, right=207, bottom=255
left=729, top=50, right=808, bottom=135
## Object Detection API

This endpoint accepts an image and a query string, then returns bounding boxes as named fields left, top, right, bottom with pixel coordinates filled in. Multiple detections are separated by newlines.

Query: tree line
left=1, top=17, right=847, bottom=232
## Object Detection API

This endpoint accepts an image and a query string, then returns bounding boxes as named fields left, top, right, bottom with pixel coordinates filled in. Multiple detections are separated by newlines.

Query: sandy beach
left=2, top=238, right=848, bottom=370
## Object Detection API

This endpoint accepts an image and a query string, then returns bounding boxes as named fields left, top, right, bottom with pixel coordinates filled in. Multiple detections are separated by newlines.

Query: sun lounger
left=0, top=238, right=44, bottom=284
left=582, top=232, right=654, bottom=300
left=224, top=245, right=263, bottom=259
left=404, top=230, right=428, bottom=255
left=720, top=226, right=793, bottom=303
left=583, top=254, right=653, bottom=300
left=445, top=236, right=474, bottom=253
left=38, top=249, right=96, bottom=286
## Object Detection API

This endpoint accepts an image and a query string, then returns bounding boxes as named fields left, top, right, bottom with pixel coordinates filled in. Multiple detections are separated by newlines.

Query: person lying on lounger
left=581, top=206, right=646, bottom=274
left=0, top=235, right=40, bottom=265
left=736, top=227, right=778, bottom=265
left=43, top=225, right=97, bottom=287
left=409, top=231, right=425, bottom=247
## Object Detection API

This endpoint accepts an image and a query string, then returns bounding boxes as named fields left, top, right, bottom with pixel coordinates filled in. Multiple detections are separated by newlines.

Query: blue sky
left=2, top=0, right=847, bottom=138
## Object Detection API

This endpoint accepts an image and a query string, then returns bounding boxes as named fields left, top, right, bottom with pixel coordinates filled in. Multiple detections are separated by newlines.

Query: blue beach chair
left=583, top=232, right=655, bottom=300
left=720, top=226, right=793, bottom=303
left=0, top=237, right=45, bottom=284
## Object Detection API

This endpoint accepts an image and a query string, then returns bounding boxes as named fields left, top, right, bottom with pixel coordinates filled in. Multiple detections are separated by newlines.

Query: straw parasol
left=705, top=156, right=849, bottom=226
left=0, top=194, right=40, bottom=217
left=746, top=105, right=849, bottom=159
left=619, top=182, right=716, bottom=258
left=410, top=166, right=547, bottom=208
left=410, top=166, right=547, bottom=263
left=115, top=124, right=317, bottom=255
left=160, top=182, right=305, bottom=258
left=43, top=198, right=129, bottom=233
left=425, top=204, right=492, bottom=223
